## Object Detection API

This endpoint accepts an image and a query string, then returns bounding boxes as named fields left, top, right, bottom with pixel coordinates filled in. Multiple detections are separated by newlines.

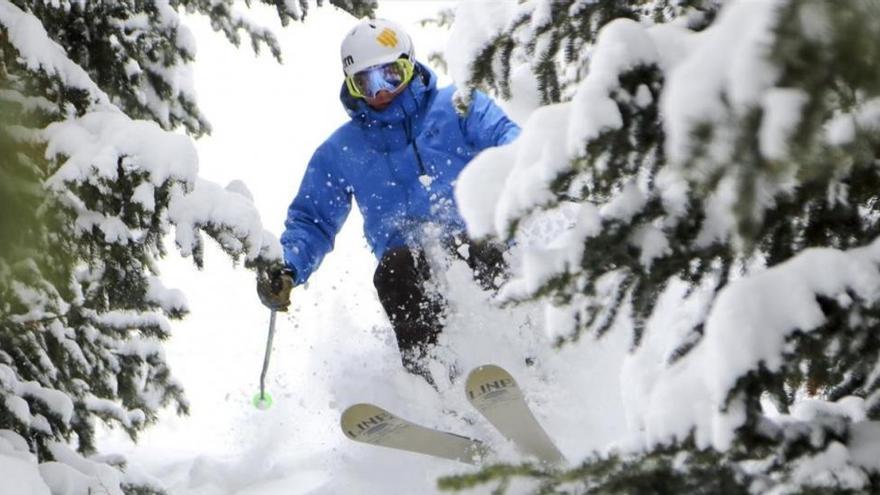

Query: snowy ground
left=96, top=3, right=631, bottom=494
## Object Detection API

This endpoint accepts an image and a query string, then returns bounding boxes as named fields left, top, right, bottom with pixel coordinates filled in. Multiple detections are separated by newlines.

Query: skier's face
left=365, top=83, right=408, bottom=111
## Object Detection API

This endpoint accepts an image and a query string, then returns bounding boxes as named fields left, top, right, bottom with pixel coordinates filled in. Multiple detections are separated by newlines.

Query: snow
left=826, top=98, right=880, bottom=146
left=48, top=320, right=89, bottom=369
left=456, top=14, right=695, bottom=248
left=94, top=310, right=172, bottom=335
left=451, top=0, right=880, bottom=490
left=789, top=442, right=869, bottom=491
left=9, top=278, right=67, bottom=324
left=0, top=455, right=51, bottom=495
left=625, top=241, right=880, bottom=452
left=146, top=276, right=189, bottom=315
left=5, top=0, right=879, bottom=493
left=633, top=223, right=671, bottom=270
left=46, top=442, right=125, bottom=495
left=0, top=431, right=49, bottom=495
left=132, top=182, right=157, bottom=212
left=759, top=88, right=808, bottom=160
left=86, top=396, right=145, bottom=428
left=44, top=110, right=198, bottom=188
left=568, top=18, right=658, bottom=147
left=849, top=422, right=880, bottom=472
left=792, top=397, right=867, bottom=423
left=457, top=102, right=572, bottom=239
left=38, top=462, right=106, bottom=495
left=445, top=1, right=519, bottom=89
left=454, top=140, right=519, bottom=239
left=4, top=394, right=32, bottom=426
left=662, top=0, right=782, bottom=165
left=0, top=1, right=110, bottom=105
left=0, top=364, right=74, bottom=426
left=0, top=430, right=30, bottom=454
left=168, top=179, right=281, bottom=262
left=600, top=179, right=648, bottom=223
left=41, top=106, right=280, bottom=263
left=502, top=63, right=543, bottom=124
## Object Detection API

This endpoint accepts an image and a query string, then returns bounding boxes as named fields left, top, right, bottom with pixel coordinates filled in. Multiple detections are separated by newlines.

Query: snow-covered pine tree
left=449, top=0, right=880, bottom=492
left=0, top=0, right=374, bottom=493
left=449, top=0, right=717, bottom=106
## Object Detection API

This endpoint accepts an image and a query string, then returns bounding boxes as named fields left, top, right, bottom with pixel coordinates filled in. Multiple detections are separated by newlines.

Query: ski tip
left=341, top=402, right=387, bottom=418
left=466, top=364, right=518, bottom=387
left=340, top=403, right=392, bottom=440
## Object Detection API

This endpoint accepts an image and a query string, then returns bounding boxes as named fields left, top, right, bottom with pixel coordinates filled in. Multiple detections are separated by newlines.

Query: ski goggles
left=346, top=58, right=415, bottom=99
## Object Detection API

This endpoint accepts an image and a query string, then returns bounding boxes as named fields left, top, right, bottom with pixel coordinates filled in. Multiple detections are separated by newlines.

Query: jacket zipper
left=403, top=110, right=428, bottom=177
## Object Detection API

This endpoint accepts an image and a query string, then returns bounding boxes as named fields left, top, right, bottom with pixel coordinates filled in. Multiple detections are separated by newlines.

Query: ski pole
left=252, top=309, right=277, bottom=410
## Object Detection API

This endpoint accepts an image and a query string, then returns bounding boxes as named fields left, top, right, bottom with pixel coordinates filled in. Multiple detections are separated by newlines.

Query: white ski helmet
left=340, top=18, right=414, bottom=77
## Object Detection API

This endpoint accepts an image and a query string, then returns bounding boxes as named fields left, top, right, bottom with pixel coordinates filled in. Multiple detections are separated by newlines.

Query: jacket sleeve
left=280, top=145, right=352, bottom=285
left=462, top=89, right=521, bottom=150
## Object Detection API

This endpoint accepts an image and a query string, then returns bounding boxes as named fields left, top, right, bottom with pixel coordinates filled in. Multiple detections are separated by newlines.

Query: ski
left=465, top=364, right=566, bottom=465
left=340, top=402, right=489, bottom=465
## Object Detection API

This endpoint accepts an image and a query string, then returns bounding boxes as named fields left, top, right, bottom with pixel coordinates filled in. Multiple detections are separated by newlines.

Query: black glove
left=256, top=267, right=295, bottom=311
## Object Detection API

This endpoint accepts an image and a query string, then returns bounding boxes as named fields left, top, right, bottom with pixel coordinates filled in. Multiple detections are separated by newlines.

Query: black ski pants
left=373, top=240, right=506, bottom=381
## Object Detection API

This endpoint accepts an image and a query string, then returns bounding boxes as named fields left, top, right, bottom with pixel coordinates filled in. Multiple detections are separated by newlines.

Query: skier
left=257, top=18, right=520, bottom=384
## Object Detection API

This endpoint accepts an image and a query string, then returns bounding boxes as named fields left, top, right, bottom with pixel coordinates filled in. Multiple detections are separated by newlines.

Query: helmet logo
left=376, top=28, right=398, bottom=48
left=343, top=55, right=354, bottom=68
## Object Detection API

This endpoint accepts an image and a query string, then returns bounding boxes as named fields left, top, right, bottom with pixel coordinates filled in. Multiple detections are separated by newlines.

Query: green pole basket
left=252, top=391, right=274, bottom=410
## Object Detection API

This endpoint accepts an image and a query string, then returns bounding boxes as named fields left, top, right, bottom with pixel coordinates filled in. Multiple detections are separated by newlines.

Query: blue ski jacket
left=281, top=63, right=520, bottom=285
